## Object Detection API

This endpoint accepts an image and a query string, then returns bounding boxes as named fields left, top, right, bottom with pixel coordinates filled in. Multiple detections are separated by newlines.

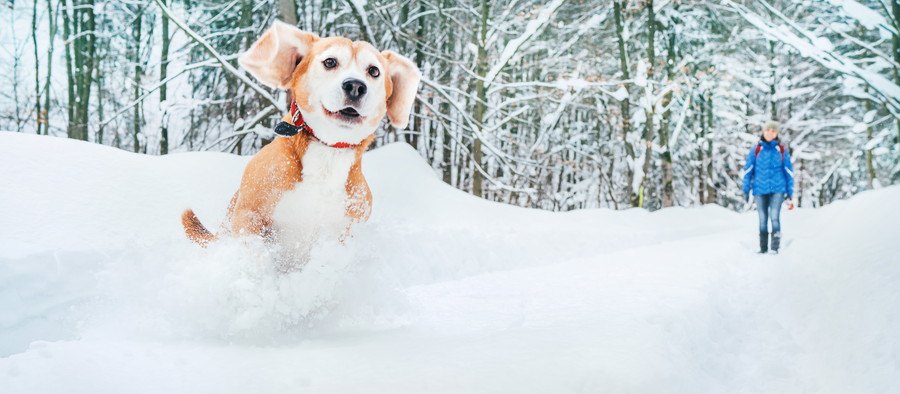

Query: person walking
left=742, top=120, right=795, bottom=254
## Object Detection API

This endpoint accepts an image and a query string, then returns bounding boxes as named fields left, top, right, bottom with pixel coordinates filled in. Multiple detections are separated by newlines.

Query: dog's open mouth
left=339, top=107, right=360, bottom=117
left=324, top=106, right=364, bottom=124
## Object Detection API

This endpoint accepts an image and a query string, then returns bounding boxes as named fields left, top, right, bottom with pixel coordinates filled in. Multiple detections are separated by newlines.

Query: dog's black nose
left=342, top=78, right=367, bottom=101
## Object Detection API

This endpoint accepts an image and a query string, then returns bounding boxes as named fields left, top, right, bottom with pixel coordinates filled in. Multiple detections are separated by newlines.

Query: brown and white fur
left=181, top=21, right=420, bottom=248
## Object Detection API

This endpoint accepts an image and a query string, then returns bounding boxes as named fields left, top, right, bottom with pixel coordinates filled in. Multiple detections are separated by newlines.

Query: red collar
left=289, top=100, right=355, bottom=149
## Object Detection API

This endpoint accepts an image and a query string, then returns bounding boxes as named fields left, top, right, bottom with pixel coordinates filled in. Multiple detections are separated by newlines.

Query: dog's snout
left=342, top=79, right=367, bottom=101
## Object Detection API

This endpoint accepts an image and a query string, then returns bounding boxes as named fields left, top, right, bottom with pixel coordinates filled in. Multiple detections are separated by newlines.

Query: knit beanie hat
left=763, top=120, right=780, bottom=132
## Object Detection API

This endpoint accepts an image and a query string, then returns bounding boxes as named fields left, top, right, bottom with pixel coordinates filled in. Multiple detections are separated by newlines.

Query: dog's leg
left=231, top=209, right=273, bottom=239
left=224, top=190, right=239, bottom=222
left=344, top=168, right=372, bottom=223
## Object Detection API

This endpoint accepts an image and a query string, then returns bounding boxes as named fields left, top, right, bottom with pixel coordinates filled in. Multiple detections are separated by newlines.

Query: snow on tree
left=0, top=0, right=896, bottom=210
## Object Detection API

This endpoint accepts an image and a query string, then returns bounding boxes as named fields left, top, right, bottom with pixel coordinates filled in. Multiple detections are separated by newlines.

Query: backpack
left=755, top=142, right=785, bottom=161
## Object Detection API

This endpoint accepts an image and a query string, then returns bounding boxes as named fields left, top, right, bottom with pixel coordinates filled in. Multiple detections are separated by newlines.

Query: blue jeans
left=755, top=193, right=783, bottom=234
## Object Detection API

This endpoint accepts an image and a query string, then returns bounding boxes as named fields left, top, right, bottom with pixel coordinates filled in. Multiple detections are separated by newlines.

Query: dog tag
left=273, top=121, right=300, bottom=137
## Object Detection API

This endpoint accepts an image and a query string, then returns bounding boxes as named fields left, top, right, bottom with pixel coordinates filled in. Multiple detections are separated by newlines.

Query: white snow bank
left=1, top=132, right=898, bottom=393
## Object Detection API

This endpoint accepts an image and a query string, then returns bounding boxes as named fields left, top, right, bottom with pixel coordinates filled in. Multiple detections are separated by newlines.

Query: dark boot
left=771, top=232, right=781, bottom=253
left=759, top=232, right=768, bottom=253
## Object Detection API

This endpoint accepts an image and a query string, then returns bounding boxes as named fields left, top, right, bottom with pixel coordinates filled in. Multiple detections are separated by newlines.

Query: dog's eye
left=367, top=66, right=380, bottom=78
left=323, top=58, right=338, bottom=69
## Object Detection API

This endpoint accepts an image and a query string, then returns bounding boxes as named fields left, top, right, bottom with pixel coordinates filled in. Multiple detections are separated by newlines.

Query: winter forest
left=2, top=0, right=898, bottom=211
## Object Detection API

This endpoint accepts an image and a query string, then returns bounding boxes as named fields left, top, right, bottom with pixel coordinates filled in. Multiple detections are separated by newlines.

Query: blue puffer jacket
left=742, top=138, right=794, bottom=198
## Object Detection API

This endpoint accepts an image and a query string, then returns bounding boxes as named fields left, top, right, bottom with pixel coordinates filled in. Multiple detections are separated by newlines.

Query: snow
left=1, top=132, right=900, bottom=393
left=610, top=86, right=628, bottom=102
left=772, top=86, right=816, bottom=101
left=348, top=0, right=375, bottom=45
left=633, top=59, right=648, bottom=88
left=272, top=141, right=357, bottom=265
left=863, top=110, right=877, bottom=123
left=155, top=0, right=282, bottom=112
left=728, top=0, right=900, bottom=112
left=484, top=0, right=566, bottom=87
left=668, top=95, right=692, bottom=151
left=828, top=0, right=897, bottom=34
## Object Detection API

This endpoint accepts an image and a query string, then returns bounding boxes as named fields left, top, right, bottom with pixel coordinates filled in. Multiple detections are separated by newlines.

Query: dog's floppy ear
left=239, top=21, right=319, bottom=89
left=381, top=50, right=421, bottom=129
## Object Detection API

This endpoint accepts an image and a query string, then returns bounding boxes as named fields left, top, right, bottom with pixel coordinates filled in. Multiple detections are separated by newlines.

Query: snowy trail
left=1, top=133, right=898, bottom=393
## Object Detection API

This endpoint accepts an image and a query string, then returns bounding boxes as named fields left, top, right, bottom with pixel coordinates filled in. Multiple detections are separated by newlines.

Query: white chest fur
left=272, top=141, right=356, bottom=249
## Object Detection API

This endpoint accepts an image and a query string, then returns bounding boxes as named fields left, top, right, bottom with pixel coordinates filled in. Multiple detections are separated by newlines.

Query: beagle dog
left=181, top=21, right=421, bottom=248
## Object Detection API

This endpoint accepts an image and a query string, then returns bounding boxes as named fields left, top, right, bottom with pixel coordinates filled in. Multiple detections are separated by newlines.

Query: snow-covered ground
left=1, top=132, right=898, bottom=393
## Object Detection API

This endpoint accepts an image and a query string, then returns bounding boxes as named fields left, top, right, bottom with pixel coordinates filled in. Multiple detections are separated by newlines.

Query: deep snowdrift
left=1, top=132, right=898, bottom=393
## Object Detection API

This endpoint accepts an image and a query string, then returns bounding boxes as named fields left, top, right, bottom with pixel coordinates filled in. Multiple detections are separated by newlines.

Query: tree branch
left=153, top=0, right=282, bottom=112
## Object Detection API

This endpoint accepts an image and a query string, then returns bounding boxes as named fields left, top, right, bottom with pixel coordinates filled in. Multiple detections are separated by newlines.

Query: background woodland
left=2, top=0, right=898, bottom=210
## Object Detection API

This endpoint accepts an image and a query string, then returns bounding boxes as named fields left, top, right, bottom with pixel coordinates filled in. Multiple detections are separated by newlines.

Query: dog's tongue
left=339, top=107, right=360, bottom=117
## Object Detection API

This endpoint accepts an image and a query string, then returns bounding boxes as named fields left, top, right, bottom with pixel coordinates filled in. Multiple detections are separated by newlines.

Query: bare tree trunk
left=62, top=0, right=95, bottom=141
left=159, top=0, right=170, bottom=154
left=73, top=0, right=84, bottom=140
left=278, top=0, right=298, bottom=25
left=865, top=90, right=876, bottom=188
left=79, top=0, right=96, bottom=141
left=769, top=40, right=777, bottom=121
left=705, top=94, right=717, bottom=203
left=471, top=0, right=489, bottom=197
left=95, top=11, right=108, bottom=144
left=63, top=0, right=75, bottom=137
left=11, top=10, right=25, bottom=132
left=797, top=158, right=803, bottom=207
left=131, top=10, right=143, bottom=152
left=345, top=0, right=372, bottom=43
left=614, top=0, right=635, bottom=207
left=638, top=0, right=657, bottom=208
left=42, top=0, right=57, bottom=135
left=96, top=65, right=104, bottom=144
left=697, top=95, right=706, bottom=204
left=440, top=0, right=453, bottom=185
left=233, top=0, right=255, bottom=153
left=32, top=0, right=43, bottom=134
left=397, top=2, right=411, bottom=145
left=659, top=22, right=676, bottom=208
left=893, top=0, right=900, bottom=145
left=409, top=0, right=426, bottom=149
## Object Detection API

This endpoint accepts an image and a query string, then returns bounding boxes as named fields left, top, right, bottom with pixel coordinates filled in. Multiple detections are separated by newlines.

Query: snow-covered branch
left=483, top=0, right=567, bottom=88
left=724, top=0, right=900, bottom=115
left=153, top=0, right=282, bottom=112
